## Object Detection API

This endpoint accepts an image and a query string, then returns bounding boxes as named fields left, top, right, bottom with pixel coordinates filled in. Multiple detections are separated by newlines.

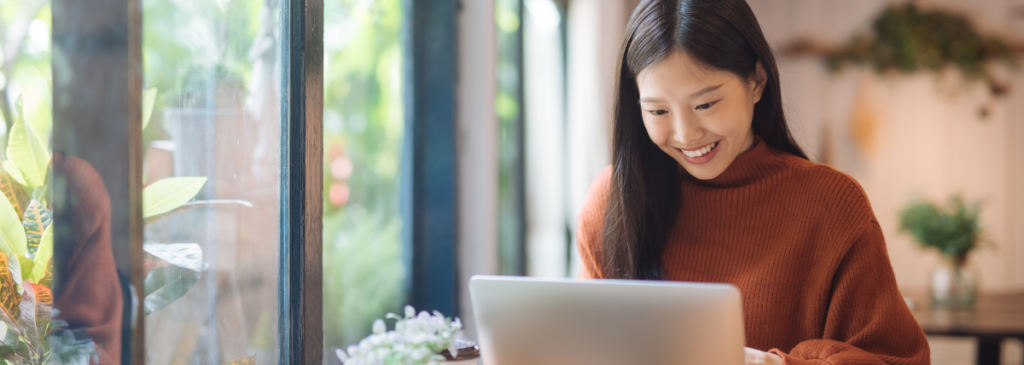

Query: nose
left=672, top=111, right=704, bottom=145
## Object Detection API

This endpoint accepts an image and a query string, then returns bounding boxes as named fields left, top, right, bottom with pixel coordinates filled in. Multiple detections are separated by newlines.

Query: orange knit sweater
left=576, top=139, right=930, bottom=365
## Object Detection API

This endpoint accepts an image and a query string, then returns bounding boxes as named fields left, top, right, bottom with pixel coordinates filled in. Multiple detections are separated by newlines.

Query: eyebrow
left=639, top=84, right=723, bottom=103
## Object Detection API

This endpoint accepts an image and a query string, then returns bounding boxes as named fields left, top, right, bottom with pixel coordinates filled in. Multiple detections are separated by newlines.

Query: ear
left=750, top=61, right=767, bottom=104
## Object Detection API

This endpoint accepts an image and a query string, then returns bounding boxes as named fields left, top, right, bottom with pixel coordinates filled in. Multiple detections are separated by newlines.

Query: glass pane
left=321, top=0, right=405, bottom=362
left=141, top=0, right=281, bottom=363
left=496, top=0, right=525, bottom=276
left=523, top=0, right=568, bottom=277
left=1, top=1, right=128, bottom=364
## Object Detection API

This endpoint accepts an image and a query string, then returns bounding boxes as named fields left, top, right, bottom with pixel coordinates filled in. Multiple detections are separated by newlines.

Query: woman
left=575, top=1, right=931, bottom=364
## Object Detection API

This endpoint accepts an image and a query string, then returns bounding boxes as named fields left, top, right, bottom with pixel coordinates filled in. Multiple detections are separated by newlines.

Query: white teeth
left=682, top=142, right=716, bottom=158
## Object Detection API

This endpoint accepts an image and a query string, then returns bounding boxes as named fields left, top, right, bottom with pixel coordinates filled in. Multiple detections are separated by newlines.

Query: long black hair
left=602, top=0, right=808, bottom=280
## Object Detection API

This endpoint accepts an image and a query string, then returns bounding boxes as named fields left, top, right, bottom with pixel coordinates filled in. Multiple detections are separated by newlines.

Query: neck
left=738, top=130, right=756, bottom=155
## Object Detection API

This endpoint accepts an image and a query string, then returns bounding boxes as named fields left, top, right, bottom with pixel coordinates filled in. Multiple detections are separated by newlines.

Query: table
left=906, top=292, right=1024, bottom=365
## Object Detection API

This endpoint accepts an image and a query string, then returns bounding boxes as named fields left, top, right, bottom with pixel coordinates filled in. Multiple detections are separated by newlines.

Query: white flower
left=336, top=305, right=472, bottom=364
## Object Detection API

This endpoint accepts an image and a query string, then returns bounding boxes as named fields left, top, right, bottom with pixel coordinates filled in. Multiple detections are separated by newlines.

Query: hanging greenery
left=825, top=3, right=1017, bottom=82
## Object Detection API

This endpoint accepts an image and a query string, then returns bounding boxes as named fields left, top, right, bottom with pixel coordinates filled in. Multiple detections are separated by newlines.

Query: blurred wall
left=748, top=0, right=1024, bottom=293
left=457, top=0, right=499, bottom=340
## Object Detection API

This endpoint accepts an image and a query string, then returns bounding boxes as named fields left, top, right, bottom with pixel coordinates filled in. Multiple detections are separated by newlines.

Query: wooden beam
left=279, top=0, right=323, bottom=362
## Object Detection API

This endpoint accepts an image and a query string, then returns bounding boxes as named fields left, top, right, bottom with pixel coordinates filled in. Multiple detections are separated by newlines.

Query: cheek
left=706, top=102, right=753, bottom=138
left=641, top=117, right=673, bottom=146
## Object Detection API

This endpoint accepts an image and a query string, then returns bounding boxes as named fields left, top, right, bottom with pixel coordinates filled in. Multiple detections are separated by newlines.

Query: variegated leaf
left=32, top=226, right=51, bottom=283
left=6, top=258, right=21, bottom=298
left=15, top=257, right=32, bottom=285
left=28, top=283, right=51, bottom=331
left=143, top=243, right=202, bottom=272
left=0, top=253, right=17, bottom=319
left=6, top=97, right=50, bottom=189
left=0, top=172, right=27, bottom=221
left=220, top=353, right=256, bottom=365
left=0, top=321, right=18, bottom=360
left=142, top=88, right=157, bottom=130
left=142, top=177, right=207, bottom=218
left=144, top=266, right=200, bottom=315
left=21, top=200, right=50, bottom=258
left=38, top=259, right=51, bottom=288
left=144, top=199, right=252, bottom=225
left=0, top=195, right=26, bottom=258
left=30, top=283, right=50, bottom=307
left=18, top=281, right=37, bottom=345
left=0, top=162, right=25, bottom=188
left=0, top=305, right=17, bottom=342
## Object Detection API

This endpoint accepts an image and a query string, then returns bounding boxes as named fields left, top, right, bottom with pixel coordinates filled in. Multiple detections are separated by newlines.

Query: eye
left=695, top=100, right=718, bottom=110
left=648, top=110, right=668, bottom=116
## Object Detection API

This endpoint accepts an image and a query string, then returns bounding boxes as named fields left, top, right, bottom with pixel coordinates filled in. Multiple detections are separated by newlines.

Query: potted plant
left=899, top=194, right=984, bottom=309
left=335, top=306, right=480, bottom=365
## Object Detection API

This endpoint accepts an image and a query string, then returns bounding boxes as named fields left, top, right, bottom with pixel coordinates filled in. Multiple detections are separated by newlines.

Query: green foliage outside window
left=495, top=0, right=524, bottom=276
left=322, top=0, right=406, bottom=356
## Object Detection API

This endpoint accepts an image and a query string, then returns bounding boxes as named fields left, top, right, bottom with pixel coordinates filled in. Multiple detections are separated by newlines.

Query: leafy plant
left=0, top=96, right=97, bottom=364
left=0, top=89, right=250, bottom=364
left=826, top=3, right=1017, bottom=88
left=898, top=194, right=983, bottom=263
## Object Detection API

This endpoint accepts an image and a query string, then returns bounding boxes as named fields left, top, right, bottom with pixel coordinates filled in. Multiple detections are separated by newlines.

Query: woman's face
left=635, top=51, right=766, bottom=180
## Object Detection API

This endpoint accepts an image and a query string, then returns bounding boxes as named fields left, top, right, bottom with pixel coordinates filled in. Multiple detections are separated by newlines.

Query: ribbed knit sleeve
left=576, top=167, right=612, bottom=279
left=768, top=220, right=930, bottom=365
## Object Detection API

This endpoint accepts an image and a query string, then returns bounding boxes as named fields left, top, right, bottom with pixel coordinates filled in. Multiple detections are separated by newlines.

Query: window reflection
left=141, top=0, right=281, bottom=364
left=1, top=1, right=122, bottom=364
left=52, top=153, right=122, bottom=365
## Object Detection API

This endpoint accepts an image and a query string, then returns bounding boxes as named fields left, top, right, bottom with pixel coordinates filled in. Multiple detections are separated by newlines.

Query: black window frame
left=279, top=0, right=324, bottom=363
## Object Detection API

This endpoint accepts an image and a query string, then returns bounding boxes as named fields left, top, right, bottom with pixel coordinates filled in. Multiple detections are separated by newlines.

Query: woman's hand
left=745, top=347, right=784, bottom=365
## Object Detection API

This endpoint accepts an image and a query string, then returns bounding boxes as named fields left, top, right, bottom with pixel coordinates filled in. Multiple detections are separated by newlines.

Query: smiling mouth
left=678, top=141, right=719, bottom=158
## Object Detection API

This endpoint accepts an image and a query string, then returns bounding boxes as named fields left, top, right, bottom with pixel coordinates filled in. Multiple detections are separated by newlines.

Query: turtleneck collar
left=682, top=136, right=792, bottom=188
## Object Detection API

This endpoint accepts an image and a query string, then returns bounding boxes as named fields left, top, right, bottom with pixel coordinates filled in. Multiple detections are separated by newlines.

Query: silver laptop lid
left=469, top=275, right=745, bottom=365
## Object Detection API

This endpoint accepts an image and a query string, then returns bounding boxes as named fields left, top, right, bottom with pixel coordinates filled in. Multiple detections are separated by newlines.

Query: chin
left=684, top=169, right=716, bottom=180
left=684, top=166, right=724, bottom=180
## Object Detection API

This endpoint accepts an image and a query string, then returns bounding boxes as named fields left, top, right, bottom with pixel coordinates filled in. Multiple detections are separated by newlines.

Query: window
left=2, top=0, right=467, bottom=363
left=522, top=0, right=569, bottom=278
left=322, top=0, right=406, bottom=361
left=496, top=0, right=526, bottom=276
left=141, top=0, right=283, bottom=363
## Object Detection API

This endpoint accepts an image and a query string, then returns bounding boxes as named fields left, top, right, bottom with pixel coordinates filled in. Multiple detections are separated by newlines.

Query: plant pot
left=930, top=255, right=976, bottom=310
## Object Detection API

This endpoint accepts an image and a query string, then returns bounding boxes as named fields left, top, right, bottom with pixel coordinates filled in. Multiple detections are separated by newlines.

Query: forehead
left=635, top=51, right=738, bottom=99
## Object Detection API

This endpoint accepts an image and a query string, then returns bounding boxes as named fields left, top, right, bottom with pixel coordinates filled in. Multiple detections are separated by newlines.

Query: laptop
left=469, top=275, right=745, bottom=365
